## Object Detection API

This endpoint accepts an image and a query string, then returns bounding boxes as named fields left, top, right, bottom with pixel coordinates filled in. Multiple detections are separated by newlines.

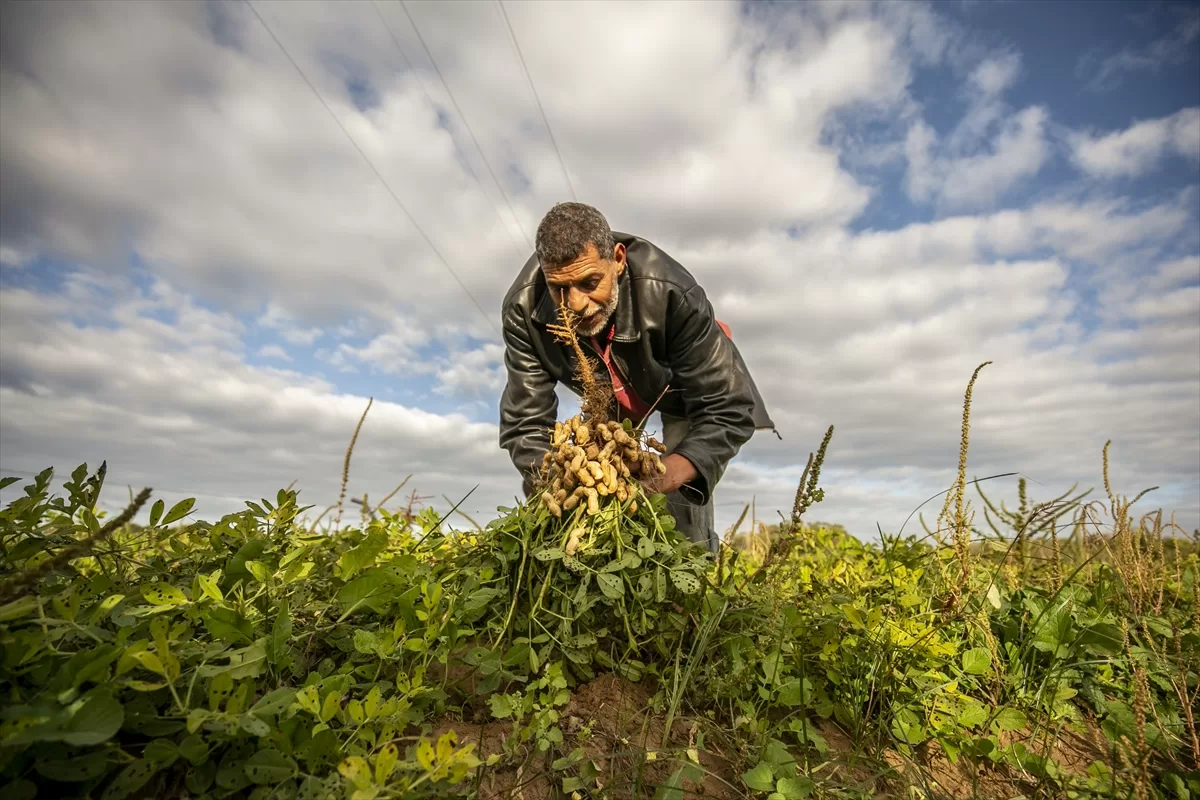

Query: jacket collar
left=531, top=259, right=640, bottom=343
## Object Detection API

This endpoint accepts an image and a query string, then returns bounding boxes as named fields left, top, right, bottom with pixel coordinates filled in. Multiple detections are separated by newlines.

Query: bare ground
left=431, top=673, right=741, bottom=799
left=431, top=671, right=1110, bottom=799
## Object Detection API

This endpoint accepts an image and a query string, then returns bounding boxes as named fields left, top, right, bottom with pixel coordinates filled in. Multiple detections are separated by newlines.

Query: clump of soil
left=430, top=673, right=741, bottom=800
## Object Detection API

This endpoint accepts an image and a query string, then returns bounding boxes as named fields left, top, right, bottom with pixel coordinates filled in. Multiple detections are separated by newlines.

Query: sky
left=1, top=0, right=1197, bottom=541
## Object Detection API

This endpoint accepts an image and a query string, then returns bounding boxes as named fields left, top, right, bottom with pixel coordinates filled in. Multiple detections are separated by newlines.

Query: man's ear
left=613, top=242, right=627, bottom=276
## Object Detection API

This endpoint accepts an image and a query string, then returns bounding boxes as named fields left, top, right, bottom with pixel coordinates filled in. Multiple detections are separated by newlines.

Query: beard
left=575, top=277, right=620, bottom=337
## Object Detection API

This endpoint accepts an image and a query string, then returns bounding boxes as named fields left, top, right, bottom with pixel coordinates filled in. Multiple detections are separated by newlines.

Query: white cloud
left=902, top=51, right=1051, bottom=210
left=1069, top=107, right=1200, bottom=179
left=0, top=0, right=1196, bottom=538
left=257, top=344, right=291, bottom=361
left=1079, top=7, right=1200, bottom=92
left=0, top=276, right=515, bottom=523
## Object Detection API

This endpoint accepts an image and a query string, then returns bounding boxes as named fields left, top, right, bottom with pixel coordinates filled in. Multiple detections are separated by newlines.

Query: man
left=498, top=202, right=777, bottom=553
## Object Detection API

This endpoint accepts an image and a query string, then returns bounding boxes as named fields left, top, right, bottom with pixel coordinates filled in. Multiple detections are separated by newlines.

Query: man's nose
left=567, top=288, right=589, bottom=313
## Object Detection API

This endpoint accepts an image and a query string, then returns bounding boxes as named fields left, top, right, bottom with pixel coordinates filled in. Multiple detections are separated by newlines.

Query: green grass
left=1, top=365, right=1196, bottom=800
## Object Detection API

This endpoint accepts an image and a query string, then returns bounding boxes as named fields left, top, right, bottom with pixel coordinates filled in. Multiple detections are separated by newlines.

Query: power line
left=376, top=0, right=535, bottom=258
left=243, top=0, right=501, bottom=340
left=495, top=0, right=577, bottom=202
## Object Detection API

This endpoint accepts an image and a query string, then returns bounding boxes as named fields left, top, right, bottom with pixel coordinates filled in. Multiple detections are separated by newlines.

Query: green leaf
left=141, top=582, right=188, bottom=606
left=296, top=685, right=320, bottom=716
left=776, top=678, right=812, bottom=707
left=338, top=529, right=388, bottom=580
left=534, top=547, right=565, bottom=561
left=144, top=738, right=178, bottom=763
left=1078, top=623, right=1122, bottom=655
left=637, top=536, right=655, bottom=559
left=336, top=569, right=398, bottom=614
left=100, top=759, right=157, bottom=800
left=240, top=712, right=271, bottom=737
left=245, top=749, right=297, bottom=785
left=1031, top=604, right=1071, bottom=654
left=269, top=601, right=292, bottom=666
left=0, top=595, right=39, bottom=623
left=742, top=763, right=776, bottom=792
left=35, top=750, right=111, bottom=782
left=961, top=647, right=992, bottom=675
left=161, top=497, right=196, bottom=525
left=180, top=734, right=210, bottom=765
left=994, top=707, right=1028, bottom=732
left=197, top=573, right=223, bottom=602
left=62, top=689, right=125, bottom=746
left=669, top=569, right=700, bottom=595
left=244, top=560, right=270, bottom=582
left=596, top=573, right=624, bottom=600
left=959, top=703, right=988, bottom=728
left=251, top=687, right=297, bottom=718
left=490, top=694, right=518, bottom=720
left=777, top=776, right=814, bottom=799
left=209, top=673, right=235, bottom=711
left=149, top=499, right=165, bottom=526
left=203, top=607, right=254, bottom=643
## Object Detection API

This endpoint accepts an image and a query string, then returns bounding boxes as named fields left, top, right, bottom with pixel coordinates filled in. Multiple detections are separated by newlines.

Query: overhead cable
left=244, top=0, right=501, bottom=340
left=383, top=0, right=535, bottom=255
left=496, top=0, right=578, bottom=202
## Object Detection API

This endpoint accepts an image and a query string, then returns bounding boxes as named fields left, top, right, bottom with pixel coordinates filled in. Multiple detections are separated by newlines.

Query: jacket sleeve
left=498, top=301, right=558, bottom=498
left=662, top=282, right=756, bottom=506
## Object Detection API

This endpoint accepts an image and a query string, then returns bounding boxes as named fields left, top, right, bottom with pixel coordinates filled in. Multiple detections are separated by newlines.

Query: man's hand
left=639, top=453, right=699, bottom=496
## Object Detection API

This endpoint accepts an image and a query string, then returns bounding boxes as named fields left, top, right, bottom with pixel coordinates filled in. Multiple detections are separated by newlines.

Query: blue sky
left=1, top=0, right=1196, bottom=537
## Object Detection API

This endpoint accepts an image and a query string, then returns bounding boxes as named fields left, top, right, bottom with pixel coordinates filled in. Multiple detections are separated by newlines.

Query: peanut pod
left=585, top=488, right=600, bottom=516
left=603, top=463, right=618, bottom=494
left=541, top=491, right=562, bottom=518
left=586, top=460, right=605, bottom=482
left=576, top=424, right=591, bottom=445
left=641, top=453, right=656, bottom=476
left=554, top=488, right=567, bottom=503
left=586, top=443, right=600, bottom=461
left=598, top=425, right=613, bottom=442
left=648, top=437, right=667, bottom=453
left=576, top=467, right=595, bottom=488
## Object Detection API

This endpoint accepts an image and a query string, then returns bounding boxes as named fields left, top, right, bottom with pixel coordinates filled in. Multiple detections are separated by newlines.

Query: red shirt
left=589, top=318, right=731, bottom=424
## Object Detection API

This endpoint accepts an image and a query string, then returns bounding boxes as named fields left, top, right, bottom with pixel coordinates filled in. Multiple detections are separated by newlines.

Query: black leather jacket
left=498, top=232, right=777, bottom=504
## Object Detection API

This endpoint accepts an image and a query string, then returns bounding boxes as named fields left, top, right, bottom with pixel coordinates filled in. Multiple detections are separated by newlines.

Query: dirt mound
left=805, top=717, right=1109, bottom=800
left=431, top=673, right=741, bottom=800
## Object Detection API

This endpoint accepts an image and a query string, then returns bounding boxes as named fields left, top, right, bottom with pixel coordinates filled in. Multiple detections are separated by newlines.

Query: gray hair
left=535, top=202, right=615, bottom=269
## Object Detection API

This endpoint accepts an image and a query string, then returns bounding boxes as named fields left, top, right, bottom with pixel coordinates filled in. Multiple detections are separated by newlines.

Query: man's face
left=542, top=242, right=626, bottom=337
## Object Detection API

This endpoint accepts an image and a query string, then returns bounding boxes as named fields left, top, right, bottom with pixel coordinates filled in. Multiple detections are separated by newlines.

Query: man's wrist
left=664, top=453, right=699, bottom=486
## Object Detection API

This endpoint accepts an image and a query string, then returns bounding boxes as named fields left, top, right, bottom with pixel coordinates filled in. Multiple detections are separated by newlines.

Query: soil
left=430, top=673, right=741, bottom=799
left=807, top=716, right=1110, bottom=800
left=432, top=670, right=1111, bottom=799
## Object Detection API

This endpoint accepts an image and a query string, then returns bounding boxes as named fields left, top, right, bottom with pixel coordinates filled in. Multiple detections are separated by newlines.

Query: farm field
left=1, top=365, right=1197, bottom=800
